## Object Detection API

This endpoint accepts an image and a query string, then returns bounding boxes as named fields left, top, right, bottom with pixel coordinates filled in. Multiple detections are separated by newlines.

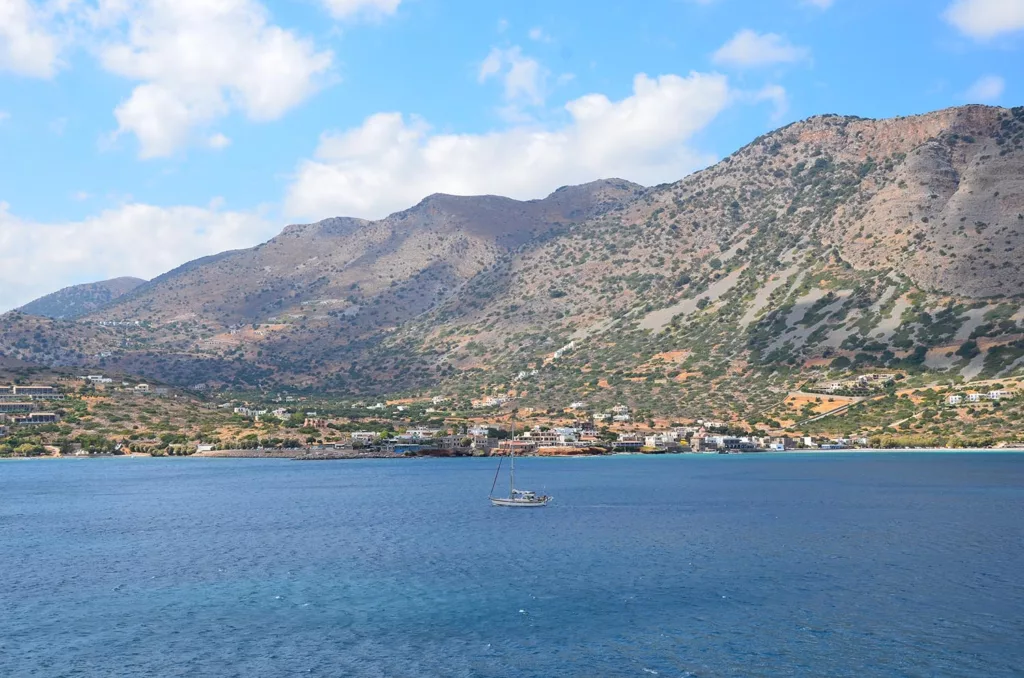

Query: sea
left=2, top=452, right=1023, bottom=677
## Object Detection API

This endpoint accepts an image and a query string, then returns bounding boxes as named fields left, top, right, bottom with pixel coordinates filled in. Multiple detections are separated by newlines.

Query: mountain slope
left=89, top=179, right=642, bottom=328
left=379, top=104, right=1024, bottom=414
left=1, top=105, right=1022, bottom=417
left=18, top=277, right=147, bottom=320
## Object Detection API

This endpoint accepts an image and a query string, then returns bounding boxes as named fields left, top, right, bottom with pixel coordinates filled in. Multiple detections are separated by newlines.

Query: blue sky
left=0, top=0, right=1022, bottom=310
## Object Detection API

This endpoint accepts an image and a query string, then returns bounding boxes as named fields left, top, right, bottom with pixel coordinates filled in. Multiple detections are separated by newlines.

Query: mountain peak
left=18, top=277, right=148, bottom=320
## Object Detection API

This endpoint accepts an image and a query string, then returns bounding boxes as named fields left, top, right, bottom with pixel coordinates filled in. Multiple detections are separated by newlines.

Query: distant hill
left=1, top=105, right=1023, bottom=425
left=18, top=277, right=147, bottom=320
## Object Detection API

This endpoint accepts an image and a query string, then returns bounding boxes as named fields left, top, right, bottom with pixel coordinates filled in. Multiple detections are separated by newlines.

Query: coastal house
left=966, top=393, right=982, bottom=403
left=691, top=436, right=720, bottom=453
left=13, top=385, right=58, bottom=397
left=14, top=412, right=59, bottom=425
left=988, top=390, right=1011, bottom=400
left=497, top=439, right=538, bottom=455
left=401, top=428, right=442, bottom=440
left=644, top=433, right=681, bottom=451
left=304, top=418, right=328, bottom=429
left=615, top=433, right=644, bottom=451
left=0, top=424, right=8, bottom=437
left=946, top=394, right=963, bottom=406
left=233, top=407, right=267, bottom=418
left=431, top=396, right=450, bottom=405
left=568, top=401, right=587, bottom=410
left=134, top=383, right=150, bottom=393
left=438, top=435, right=470, bottom=450
left=0, top=403, right=33, bottom=414
left=611, top=405, right=630, bottom=415
left=473, top=395, right=511, bottom=409
left=593, top=413, right=610, bottom=422
left=0, top=386, right=11, bottom=396
left=521, top=430, right=563, bottom=446
left=612, top=414, right=632, bottom=423
left=552, top=427, right=580, bottom=441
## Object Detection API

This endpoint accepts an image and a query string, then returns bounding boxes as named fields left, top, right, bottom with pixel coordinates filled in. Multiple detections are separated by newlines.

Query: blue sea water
left=2, top=453, right=1023, bottom=677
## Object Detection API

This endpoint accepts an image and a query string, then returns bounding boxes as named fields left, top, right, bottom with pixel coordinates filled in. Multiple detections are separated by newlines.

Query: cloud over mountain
left=286, top=71, right=731, bottom=220
left=0, top=200, right=274, bottom=311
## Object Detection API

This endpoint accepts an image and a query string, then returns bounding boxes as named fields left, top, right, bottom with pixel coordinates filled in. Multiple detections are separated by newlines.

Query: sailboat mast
left=509, top=418, right=515, bottom=496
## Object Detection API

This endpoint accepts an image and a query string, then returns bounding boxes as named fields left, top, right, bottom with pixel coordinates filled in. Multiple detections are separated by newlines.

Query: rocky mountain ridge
left=3, top=105, right=1023, bottom=421
left=18, top=277, right=147, bottom=320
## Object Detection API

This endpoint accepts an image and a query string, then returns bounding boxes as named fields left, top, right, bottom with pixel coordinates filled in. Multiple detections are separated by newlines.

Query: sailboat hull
left=490, top=497, right=551, bottom=508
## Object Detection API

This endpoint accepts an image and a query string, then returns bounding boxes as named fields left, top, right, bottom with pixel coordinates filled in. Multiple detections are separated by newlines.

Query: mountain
left=18, top=277, right=147, bottom=320
left=2, top=105, right=1023, bottom=423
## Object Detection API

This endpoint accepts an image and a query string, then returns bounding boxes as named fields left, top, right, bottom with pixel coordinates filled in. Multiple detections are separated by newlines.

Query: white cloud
left=0, top=0, right=61, bottom=78
left=0, top=110, right=9, bottom=123
left=804, top=0, right=834, bottom=8
left=944, top=0, right=1024, bottom=39
left=320, top=0, right=400, bottom=20
left=963, top=74, right=1005, bottom=101
left=97, top=0, right=333, bottom=158
left=528, top=26, right=552, bottom=43
left=752, top=84, right=789, bottom=121
left=0, top=200, right=275, bottom=311
left=208, top=132, right=231, bottom=149
left=285, top=71, right=731, bottom=221
left=712, top=29, right=809, bottom=68
left=71, top=190, right=91, bottom=201
left=478, top=46, right=548, bottom=107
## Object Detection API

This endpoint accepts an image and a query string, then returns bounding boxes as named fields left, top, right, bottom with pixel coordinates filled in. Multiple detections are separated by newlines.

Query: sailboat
left=489, top=421, right=552, bottom=508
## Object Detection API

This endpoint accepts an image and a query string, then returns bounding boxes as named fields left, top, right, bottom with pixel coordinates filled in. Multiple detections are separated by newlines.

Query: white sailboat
left=489, top=422, right=552, bottom=508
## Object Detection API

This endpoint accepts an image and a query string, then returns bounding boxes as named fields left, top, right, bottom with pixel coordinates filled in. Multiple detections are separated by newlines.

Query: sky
left=0, top=0, right=1022, bottom=311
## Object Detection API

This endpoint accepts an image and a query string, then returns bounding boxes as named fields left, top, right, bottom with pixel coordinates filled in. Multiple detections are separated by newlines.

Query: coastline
left=4, top=447, right=1024, bottom=462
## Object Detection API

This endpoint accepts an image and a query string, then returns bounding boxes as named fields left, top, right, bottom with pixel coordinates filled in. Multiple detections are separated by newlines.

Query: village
left=1, top=371, right=1022, bottom=457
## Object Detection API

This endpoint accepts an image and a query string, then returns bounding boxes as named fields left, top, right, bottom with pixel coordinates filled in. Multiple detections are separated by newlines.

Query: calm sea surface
left=2, top=453, right=1023, bottom=677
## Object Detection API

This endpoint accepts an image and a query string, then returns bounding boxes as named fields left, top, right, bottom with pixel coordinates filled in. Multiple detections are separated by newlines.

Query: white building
left=401, top=428, right=441, bottom=440
left=946, top=394, right=963, bottom=406
left=351, top=431, right=381, bottom=444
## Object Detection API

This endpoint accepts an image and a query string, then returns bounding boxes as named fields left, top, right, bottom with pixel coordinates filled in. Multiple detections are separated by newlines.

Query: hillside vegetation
left=3, top=105, right=1024, bottom=426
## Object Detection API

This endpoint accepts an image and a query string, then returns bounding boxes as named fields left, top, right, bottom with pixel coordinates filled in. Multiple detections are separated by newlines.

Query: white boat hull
left=490, top=497, right=551, bottom=508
